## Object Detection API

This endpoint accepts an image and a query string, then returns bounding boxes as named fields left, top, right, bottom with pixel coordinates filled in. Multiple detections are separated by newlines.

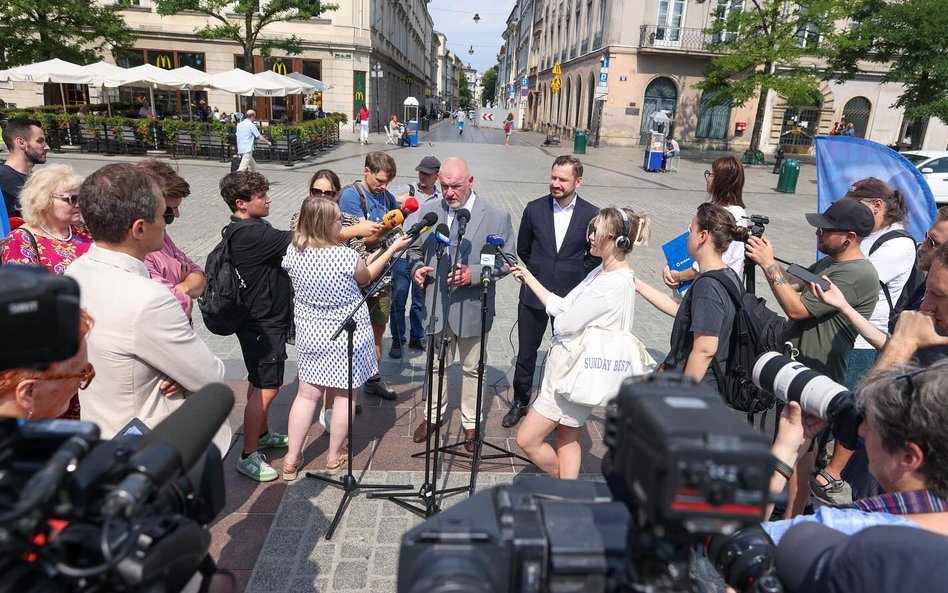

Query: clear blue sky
left=429, top=0, right=516, bottom=73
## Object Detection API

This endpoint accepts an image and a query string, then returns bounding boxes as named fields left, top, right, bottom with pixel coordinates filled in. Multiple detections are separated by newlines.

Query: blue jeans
left=390, top=258, right=426, bottom=344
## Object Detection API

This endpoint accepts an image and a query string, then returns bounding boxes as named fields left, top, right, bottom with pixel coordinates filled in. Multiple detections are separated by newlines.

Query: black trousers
left=513, top=302, right=552, bottom=406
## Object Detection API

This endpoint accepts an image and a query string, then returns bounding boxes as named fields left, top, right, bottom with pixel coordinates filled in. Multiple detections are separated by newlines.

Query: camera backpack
left=198, top=224, right=248, bottom=336
left=690, top=270, right=787, bottom=420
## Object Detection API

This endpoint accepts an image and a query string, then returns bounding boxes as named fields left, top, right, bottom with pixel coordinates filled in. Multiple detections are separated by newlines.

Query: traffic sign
left=481, top=113, right=495, bottom=121
left=552, top=61, right=562, bottom=76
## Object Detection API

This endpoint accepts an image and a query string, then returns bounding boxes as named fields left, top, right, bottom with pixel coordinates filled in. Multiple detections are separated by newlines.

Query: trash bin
left=573, top=130, right=587, bottom=154
left=407, top=120, right=419, bottom=147
left=772, top=148, right=785, bottom=174
left=777, top=158, right=800, bottom=193
left=420, top=116, right=430, bottom=132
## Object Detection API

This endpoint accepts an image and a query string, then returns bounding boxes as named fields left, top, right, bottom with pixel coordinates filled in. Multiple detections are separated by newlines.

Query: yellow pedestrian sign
left=552, top=61, right=562, bottom=76
left=551, top=77, right=561, bottom=93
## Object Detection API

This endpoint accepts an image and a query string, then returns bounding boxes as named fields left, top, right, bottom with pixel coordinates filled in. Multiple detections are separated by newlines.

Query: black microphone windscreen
left=142, top=383, right=235, bottom=472
left=422, top=211, right=438, bottom=226
left=456, top=208, right=471, bottom=224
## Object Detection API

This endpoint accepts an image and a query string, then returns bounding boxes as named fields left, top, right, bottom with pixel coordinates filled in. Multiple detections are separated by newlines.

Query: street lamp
left=469, top=45, right=475, bottom=55
left=370, top=62, right=383, bottom=134
left=473, top=13, right=480, bottom=24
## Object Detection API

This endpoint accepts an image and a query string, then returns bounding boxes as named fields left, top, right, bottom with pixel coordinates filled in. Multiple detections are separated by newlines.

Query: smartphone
left=786, top=263, right=831, bottom=292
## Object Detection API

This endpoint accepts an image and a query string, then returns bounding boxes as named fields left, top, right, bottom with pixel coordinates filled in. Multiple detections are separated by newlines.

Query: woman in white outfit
left=663, top=155, right=748, bottom=289
left=510, top=207, right=651, bottom=479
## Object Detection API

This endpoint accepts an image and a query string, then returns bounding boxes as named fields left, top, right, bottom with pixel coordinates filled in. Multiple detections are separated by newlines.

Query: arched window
left=640, top=77, right=677, bottom=144
left=575, top=76, right=584, bottom=128
left=842, top=96, right=871, bottom=138
left=695, top=88, right=732, bottom=140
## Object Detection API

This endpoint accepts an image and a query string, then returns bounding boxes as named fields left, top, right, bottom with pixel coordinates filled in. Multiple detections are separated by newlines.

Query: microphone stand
left=369, top=222, right=469, bottom=517
left=305, top=234, right=425, bottom=540
left=435, top=265, right=531, bottom=496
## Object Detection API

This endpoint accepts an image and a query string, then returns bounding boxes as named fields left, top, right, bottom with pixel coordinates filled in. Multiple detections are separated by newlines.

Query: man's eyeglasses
left=309, top=188, right=337, bottom=199
left=925, top=232, right=942, bottom=250
left=45, top=363, right=96, bottom=390
left=163, top=207, right=175, bottom=225
left=53, top=193, right=80, bottom=206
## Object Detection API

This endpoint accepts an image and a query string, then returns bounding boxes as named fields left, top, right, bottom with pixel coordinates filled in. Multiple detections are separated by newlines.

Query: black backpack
left=866, top=229, right=922, bottom=333
left=667, top=270, right=788, bottom=420
left=198, top=224, right=248, bottom=336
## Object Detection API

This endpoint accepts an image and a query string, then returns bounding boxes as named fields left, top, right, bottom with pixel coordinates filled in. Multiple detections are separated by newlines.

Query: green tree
left=695, top=0, right=853, bottom=157
left=459, top=70, right=473, bottom=108
left=153, top=0, right=338, bottom=71
left=830, top=0, right=948, bottom=150
left=480, top=65, right=498, bottom=107
left=0, top=0, right=135, bottom=69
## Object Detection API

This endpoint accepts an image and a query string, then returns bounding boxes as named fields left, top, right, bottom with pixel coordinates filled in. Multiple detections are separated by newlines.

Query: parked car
left=903, top=150, right=948, bottom=204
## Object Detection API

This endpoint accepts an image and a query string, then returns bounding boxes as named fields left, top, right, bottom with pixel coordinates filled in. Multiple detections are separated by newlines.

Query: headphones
left=615, top=208, right=632, bottom=252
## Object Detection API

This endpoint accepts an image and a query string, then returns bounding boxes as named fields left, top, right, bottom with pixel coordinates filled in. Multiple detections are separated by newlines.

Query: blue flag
left=815, top=135, right=936, bottom=243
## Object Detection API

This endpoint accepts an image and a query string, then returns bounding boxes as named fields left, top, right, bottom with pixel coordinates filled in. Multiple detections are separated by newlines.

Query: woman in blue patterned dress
left=281, top=196, right=410, bottom=479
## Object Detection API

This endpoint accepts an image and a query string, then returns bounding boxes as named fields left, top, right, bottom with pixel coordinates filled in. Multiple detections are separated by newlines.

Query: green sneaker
left=258, top=430, right=289, bottom=448
left=236, top=451, right=278, bottom=482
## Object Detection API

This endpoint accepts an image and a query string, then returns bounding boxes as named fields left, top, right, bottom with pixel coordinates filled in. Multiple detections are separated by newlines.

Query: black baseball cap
left=415, top=156, right=441, bottom=174
left=775, top=523, right=948, bottom=593
left=804, top=199, right=875, bottom=237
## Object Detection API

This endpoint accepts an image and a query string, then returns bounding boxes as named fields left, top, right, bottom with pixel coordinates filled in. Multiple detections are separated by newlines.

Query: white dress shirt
left=552, top=196, right=576, bottom=252
left=66, top=245, right=230, bottom=452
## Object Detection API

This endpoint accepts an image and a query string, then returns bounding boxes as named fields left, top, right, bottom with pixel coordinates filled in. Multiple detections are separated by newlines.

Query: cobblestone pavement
left=52, top=120, right=819, bottom=592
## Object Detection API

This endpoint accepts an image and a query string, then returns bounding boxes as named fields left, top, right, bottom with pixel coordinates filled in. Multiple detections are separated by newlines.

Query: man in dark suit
left=504, top=155, right=599, bottom=427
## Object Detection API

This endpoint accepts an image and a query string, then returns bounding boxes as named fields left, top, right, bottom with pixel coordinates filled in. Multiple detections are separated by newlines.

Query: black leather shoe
left=502, top=402, right=528, bottom=428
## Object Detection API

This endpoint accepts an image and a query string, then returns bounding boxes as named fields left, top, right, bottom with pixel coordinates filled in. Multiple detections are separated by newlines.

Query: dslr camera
left=737, top=215, right=770, bottom=243
left=398, top=374, right=784, bottom=593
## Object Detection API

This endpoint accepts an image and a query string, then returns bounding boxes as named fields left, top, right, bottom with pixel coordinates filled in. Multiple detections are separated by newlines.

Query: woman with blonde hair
left=510, top=206, right=651, bottom=479
left=1, top=164, right=91, bottom=274
left=280, top=196, right=411, bottom=479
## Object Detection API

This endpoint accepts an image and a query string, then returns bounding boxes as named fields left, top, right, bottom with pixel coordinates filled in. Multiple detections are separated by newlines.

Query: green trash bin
left=420, top=116, right=430, bottom=132
left=573, top=130, right=587, bottom=155
left=777, top=158, right=800, bottom=193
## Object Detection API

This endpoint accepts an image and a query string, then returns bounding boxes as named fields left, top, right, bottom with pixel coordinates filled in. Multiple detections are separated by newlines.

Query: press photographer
left=755, top=355, right=948, bottom=544
left=397, top=374, right=780, bottom=593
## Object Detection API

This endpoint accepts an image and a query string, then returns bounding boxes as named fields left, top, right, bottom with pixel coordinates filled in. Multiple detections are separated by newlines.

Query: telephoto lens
left=752, top=353, right=850, bottom=420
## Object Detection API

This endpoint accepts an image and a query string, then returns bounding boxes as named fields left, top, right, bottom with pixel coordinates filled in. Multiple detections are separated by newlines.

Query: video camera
left=0, top=265, right=234, bottom=592
left=398, top=374, right=783, bottom=593
left=737, top=215, right=770, bottom=243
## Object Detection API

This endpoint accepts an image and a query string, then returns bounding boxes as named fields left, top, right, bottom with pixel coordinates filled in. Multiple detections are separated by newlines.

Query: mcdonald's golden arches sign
left=155, top=54, right=173, bottom=70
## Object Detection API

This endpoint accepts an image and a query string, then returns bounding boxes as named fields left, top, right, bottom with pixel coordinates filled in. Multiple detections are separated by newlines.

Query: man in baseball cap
left=389, top=156, right=442, bottom=358
left=746, top=197, right=878, bottom=514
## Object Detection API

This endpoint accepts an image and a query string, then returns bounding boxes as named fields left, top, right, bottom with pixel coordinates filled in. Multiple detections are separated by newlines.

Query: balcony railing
left=639, top=25, right=719, bottom=52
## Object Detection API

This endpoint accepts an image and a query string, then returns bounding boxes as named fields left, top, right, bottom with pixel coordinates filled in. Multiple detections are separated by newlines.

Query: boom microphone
left=455, top=208, right=471, bottom=236
left=486, top=234, right=518, bottom=266
left=406, top=211, right=439, bottom=237
left=103, top=383, right=235, bottom=517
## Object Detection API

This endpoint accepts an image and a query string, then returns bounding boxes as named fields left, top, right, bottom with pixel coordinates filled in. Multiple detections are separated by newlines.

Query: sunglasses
left=309, top=187, right=337, bottom=199
left=925, top=232, right=942, bottom=250
left=163, top=206, right=175, bottom=225
left=45, top=362, right=96, bottom=390
left=53, top=193, right=80, bottom=206
left=816, top=227, right=847, bottom=236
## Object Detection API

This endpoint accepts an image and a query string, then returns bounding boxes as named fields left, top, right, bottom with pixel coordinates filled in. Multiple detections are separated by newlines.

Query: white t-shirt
left=855, top=222, right=917, bottom=349
left=547, top=266, right=635, bottom=343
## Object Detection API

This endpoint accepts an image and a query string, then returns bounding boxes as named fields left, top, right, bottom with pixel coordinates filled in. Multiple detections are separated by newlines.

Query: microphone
left=479, top=244, right=495, bottom=284
left=402, top=196, right=420, bottom=214
left=486, top=234, right=518, bottom=266
left=434, top=222, right=451, bottom=246
left=16, top=420, right=100, bottom=513
left=103, top=383, right=235, bottom=518
left=405, top=211, right=439, bottom=237
left=455, top=208, right=471, bottom=236
left=382, top=209, right=404, bottom=229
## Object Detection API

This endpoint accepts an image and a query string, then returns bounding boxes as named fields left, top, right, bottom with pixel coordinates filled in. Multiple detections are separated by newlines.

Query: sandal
left=282, top=454, right=303, bottom=481
left=325, top=454, right=349, bottom=476
left=810, top=468, right=853, bottom=505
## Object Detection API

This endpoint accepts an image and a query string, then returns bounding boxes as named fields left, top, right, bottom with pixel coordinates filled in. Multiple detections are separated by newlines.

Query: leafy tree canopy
left=0, top=0, right=135, bottom=69
left=480, top=65, right=498, bottom=107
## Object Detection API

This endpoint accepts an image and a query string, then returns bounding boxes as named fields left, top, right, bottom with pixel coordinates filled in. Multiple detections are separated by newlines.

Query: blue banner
left=815, top=135, right=936, bottom=243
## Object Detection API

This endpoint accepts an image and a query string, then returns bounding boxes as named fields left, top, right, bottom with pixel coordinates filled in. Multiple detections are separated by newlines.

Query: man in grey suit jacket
left=409, top=157, right=516, bottom=451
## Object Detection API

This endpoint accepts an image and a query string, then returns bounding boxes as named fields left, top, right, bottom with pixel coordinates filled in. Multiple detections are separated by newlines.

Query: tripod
left=305, top=241, right=424, bottom=539
left=369, top=223, right=469, bottom=517
left=435, top=266, right=531, bottom=496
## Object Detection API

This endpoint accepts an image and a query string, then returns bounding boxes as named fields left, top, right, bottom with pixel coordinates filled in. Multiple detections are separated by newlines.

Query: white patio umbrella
left=286, top=71, right=330, bottom=92
left=256, top=70, right=314, bottom=120
left=0, top=58, right=95, bottom=113
left=205, top=68, right=286, bottom=97
left=84, top=61, right=127, bottom=116
left=170, top=66, right=211, bottom=120
left=118, top=64, right=188, bottom=118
